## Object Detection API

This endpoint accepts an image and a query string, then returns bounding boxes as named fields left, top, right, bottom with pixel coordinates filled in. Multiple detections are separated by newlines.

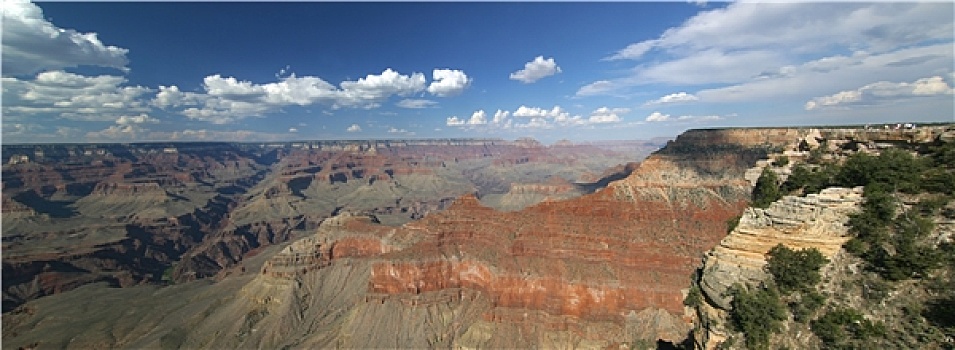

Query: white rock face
left=699, top=187, right=864, bottom=309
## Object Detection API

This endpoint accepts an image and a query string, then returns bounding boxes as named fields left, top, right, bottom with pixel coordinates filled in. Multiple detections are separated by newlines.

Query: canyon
left=1, top=139, right=659, bottom=312
left=2, top=125, right=952, bottom=349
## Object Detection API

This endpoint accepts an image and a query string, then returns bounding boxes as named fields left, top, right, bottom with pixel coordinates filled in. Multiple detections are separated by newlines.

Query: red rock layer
left=367, top=186, right=744, bottom=321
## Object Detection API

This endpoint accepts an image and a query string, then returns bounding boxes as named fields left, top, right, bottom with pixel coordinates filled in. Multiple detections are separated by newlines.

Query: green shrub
left=766, top=244, right=829, bottom=294
left=730, top=284, right=787, bottom=350
left=812, top=308, right=886, bottom=347
left=782, top=163, right=838, bottom=195
left=775, top=155, right=790, bottom=167
left=752, top=167, right=782, bottom=208
left=684, top=284, right=703, bottom=308
left=790, top=290, right=826, bottom=323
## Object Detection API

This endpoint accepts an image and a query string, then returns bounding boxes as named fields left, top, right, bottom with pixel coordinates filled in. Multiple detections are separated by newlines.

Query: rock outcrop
left=699, top=187, right=864, bottom=311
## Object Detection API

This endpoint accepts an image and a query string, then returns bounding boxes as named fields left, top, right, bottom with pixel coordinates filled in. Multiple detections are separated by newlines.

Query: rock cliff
left=687, top=124, right=955, bottom=349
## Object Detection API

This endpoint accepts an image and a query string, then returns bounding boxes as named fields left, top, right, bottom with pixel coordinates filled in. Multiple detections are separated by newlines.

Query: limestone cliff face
left=690, top=188, right=866, bottom=349
left=699, top=187, right=864, bottom=311
left=687, top=124, right=955, bottom=349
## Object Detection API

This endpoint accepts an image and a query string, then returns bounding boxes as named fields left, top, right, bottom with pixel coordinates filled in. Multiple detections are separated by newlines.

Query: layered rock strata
left=699, top=187, right=864, bottom=311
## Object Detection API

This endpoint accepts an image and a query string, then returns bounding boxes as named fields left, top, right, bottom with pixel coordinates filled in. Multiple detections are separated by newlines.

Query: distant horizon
left=5, top=121, right=953, bottom=148
left=3, top=1, right=952, bottom=144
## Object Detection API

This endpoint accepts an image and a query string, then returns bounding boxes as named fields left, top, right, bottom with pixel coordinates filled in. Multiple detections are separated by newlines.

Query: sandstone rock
left=700, top=187, right=863, bottom=310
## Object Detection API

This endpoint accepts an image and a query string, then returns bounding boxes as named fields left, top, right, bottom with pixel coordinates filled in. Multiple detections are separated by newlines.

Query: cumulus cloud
left=86, top=124, right=142, bottom=140
left=446, top=105, right=625, bottom=130
left=427, top=69, right=471, bottom=97
left=513, top=105, right=571, bottom=119
left=645, top=112, right=671, bottom=122
left=510, top=56, right=562, bottom=83
left=446, top=110, right=488, bottom=126
left=346, top=124, right=362, bottom=132
left=446, top=116, right=465, bottom=126
left=152, top=85, right=200, bottom=109
left=172, top=69, right=429, bottom=123
left=2, top=0, right=129, bottom=76
left=2, top=70, right=152, bottom=121
left=397, top=98, right=438, bottom=109
left=288, top=127, right=298, bottom=133
left=115, top=114, right=159, bottom=125
left=805, top=75, right=955, bottom=110
left=644, top=92, right=699, bottom=105
left=468, top=110, right=488, bottom=125
left=338, top=68, right=427, bottom=105
left=588, top=107, right=628, bottom=124
left=581, top=2, right=954, bottom=102
left=492, top=110, right=510, bottom=124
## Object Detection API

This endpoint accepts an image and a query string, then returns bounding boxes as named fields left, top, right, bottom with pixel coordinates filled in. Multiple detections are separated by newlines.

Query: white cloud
left=446, top=105, right=624, bottom=131
left=806, top=75, right=955, bottom=110
left=346, top=124, right=362, bottom=132
left=387, top=127, right=415, bottom=136
left=288, top=127, right=298, bottom=133
left=512, top=105, right=570, bottom=119
left=446, top=116, right=465, bottom=126
left=645, top=112, right=671, bottom=122
left=696, top=43, right=954, bottom=103
left=468, top=110, right=488, bottom=125
left=582, top=2, right=954, bottom=102
left=678, top=115, right=724, bottom=122
left=492, top=109, right=510, bottom=124
left=2, top=70, right=151, bottom=121
left=115, top=114, right=158, bottom=125
left=397, top=98, right=438, bottom=109
left=337, top=68, right=427, bottom=106
left=575, top=80, right=616, bottom=97
left=446, top=110, right=488, bottom=126
left=645, top=111, right=723, bottom=123
left=510, top=56, right=562, bottom=83
left=644, top=92, right=699, bottom=106
left=588, top=107, right=628, bottom=124
left=605, top=40, right=659, bottom=61
left=175, top=69, right=428, bottom=123
left=427, top=69, right=471, bottom=97
left=152, top=85, right=201, bottom=109
left=607, top=3, right=952, bottom=62
left=86, top=125, right=142, bottom=140
left=1, top=0, right=129, bottom=75
left=515, top=117, right=552, bottom=129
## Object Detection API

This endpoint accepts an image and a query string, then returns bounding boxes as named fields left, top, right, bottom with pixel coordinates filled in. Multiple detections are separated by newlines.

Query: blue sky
left=2, top=1, right=953, bottom=144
